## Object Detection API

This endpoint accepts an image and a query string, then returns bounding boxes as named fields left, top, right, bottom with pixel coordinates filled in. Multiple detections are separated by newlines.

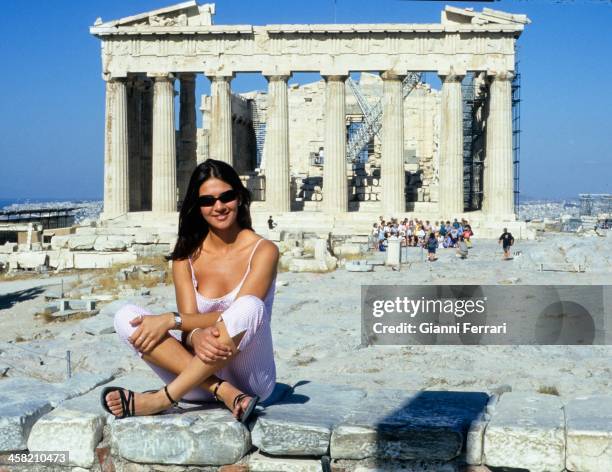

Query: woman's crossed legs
left=106, top=300, right=266, bottom=418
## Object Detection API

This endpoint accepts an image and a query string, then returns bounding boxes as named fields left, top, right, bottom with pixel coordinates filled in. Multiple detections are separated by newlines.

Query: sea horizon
left=0, top=197, right=102, bottom=211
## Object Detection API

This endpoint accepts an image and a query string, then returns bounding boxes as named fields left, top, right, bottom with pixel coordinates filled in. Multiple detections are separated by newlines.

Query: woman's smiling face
left=198, top=178, right=240, bottom=230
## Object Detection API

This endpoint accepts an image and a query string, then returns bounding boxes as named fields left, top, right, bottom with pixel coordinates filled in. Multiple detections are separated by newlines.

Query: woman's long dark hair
left=168, top=159, right=253, bottom=261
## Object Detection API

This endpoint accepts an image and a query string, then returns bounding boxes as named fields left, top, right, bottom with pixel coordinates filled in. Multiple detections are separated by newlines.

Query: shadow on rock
left=0, top=286, right=45, bottom=310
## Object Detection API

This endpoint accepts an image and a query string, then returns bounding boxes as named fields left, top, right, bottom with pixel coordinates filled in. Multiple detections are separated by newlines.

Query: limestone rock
left=0, top=396, right=52, bottom=452
left=345, top=261, right=373, bottom=272
left=80, top=314, right=115, bottom=335
left=50, top=235, right=71, bottom=250
left=251, top=382, right=366, bottom=456
left=47, top=250, right=75, bottom=270
left=483, top=392, right=565, bottom=472
left=111, top=407, right=250, bottom=465
left=0, top=242, right=18, bottom=253
left=27, top=408, right=105, bottom=468
left=93, top=236, right=129, bottom=251
left=565, top=394, right=612, bottom=471
left=248, top=451, right=323, bottom=471
left=133, top=230, right=160, bottom=244
left=158, top=231, right=178, bottom=245
left=15, top=252, right=47, bottom=270
left=68, top=235, right=98, bottom=251
left=331, top=389, right=488, bottom=461
left=73, top=251, right=137, bottom=269
left=465, top=413, right=487, bottom=465
left=334, top=243, right=363, bottom=257
left=0, top=373, right=108, bottom=452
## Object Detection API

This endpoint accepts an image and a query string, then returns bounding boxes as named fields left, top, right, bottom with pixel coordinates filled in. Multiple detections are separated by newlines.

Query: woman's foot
left=103, top=389, right=172, bottom=417
left=214, top=381, right=254, bottom=419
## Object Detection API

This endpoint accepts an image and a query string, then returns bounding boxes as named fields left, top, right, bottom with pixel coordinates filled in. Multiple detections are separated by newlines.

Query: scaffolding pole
left=512, top=53, right=522, bottom=217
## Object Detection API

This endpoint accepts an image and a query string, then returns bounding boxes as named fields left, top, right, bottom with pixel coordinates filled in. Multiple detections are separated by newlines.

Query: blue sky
left=0, top=0, right=610, bottom=200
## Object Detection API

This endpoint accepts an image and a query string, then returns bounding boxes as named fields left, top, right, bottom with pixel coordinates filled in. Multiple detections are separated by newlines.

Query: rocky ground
left=1, top=231, right=610, bottom=399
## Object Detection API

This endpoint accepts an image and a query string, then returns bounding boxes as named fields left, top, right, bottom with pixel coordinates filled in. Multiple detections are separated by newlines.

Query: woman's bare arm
left=233, top=239, right=279, bottom=301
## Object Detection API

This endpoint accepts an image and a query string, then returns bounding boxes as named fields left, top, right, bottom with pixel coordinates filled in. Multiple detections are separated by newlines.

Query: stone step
left=7, top=379, right=611, bottom=470
left=330, top=390, right=489, bottom=461
left=251, top=382, right=366, bottom=456
left=565, top=395, right=612, bottom=472
left=483, top=392, right=565, bottom=472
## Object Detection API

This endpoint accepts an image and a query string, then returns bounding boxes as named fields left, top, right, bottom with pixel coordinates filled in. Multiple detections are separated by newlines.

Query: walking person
left=426, top=232, right=438, bottom=262
left=498, top=227, right=515, bottom=260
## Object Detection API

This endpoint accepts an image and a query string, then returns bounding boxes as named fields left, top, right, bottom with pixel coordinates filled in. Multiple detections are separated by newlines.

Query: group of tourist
left=370, top=217, right=473, bottom=261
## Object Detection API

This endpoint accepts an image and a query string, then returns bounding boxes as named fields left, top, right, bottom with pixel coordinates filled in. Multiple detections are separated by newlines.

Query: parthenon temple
left=91, top=1, right=530, bottom=235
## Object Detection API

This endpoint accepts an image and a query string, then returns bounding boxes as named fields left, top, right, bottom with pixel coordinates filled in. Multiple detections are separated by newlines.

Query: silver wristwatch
left=172, top=312, right=182, bottom=330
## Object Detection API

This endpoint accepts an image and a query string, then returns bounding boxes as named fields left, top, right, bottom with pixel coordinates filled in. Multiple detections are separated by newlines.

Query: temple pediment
left=93, top=1, right=215, bottom=29
left=442, top=6, right=530, bottom=26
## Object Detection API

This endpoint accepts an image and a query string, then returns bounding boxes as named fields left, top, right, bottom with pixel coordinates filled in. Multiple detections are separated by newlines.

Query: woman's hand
left=192, top=327, right=232, bottom=363
left=128, top=313, right=173, bottom=354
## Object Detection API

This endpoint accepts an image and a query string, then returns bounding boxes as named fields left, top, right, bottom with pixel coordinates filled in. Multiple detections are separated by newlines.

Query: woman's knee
left=221, top=295, right=266, bottom=347
left=113, top=304, right=149, bottom=337
left=232, top=295, right=265, bottom=324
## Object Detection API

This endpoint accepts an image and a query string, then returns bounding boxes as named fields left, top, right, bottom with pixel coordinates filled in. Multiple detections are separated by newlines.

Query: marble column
left=103, top=77, right=129, bottom=219
left=263, top=75, right=291, bottom=212
left=151, top=73, right=177, bottom=213
left=322, top=75, right=348, bottom=213
left=484, top=71, right=515, bottom=219
left=178, top=73, right=197, bottom=208
left=209, top=75, right=233, bottom=166
left=127, top=78, right=143, bottom=212
left=437, top=71, right=465, bottom=218
left=381, top=71, right=406, bottom=215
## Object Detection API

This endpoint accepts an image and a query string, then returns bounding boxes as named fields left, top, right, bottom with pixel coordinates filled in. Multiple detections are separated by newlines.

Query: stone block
left=0, top=374, right=108, bottom=452
left=80, top=314, right=115, bottom=335
left=158, top=231, right=178, bottom=245
left=111, top=407, right=250, bottom=465
left=248, top=451, right=323, bottom=471
left=16, top=251, right=47, bottom=269
left=68, top=235, right=98, bottom=251
left=74, top=227, right=98, bottom=235
left=0, top=242, right=17, bottom=253
left=73, top=252, right=137, bottom=269
left=129, top=243, right=171, bottom=256
left=93, top=236, right=129, bottom=251
left=50, top=235, right=71, bottom=249
left=0, top=396, right=53, bottom=452
left=334, top=243, right=363, bottom=257
left=268, top=230, right=282, bottom=241
left=465, top=413, right=487, bottom=465
left=27, top=408, right=105, bottom=468
left=331, top=390, right=489, bottom=461
left=47, top=250, right=75, bottom=270
left=345, top=261, right=373, bottom=272
left=251, top=382, right=366, bottom=456
left=483, top=392, right=565, bottom=472
left=565, top=394, right=612, bottom=471
left=289, top=257, right=334, bottom=273
left=133, top=230, right=159, bottom=244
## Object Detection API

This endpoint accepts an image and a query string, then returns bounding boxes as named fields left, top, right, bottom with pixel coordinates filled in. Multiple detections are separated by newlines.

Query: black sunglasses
left=198, top=189, right=239, bottom=207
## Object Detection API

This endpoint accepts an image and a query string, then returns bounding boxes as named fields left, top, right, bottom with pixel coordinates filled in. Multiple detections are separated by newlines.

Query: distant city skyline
left=0, top=0, right=610, bottom=201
